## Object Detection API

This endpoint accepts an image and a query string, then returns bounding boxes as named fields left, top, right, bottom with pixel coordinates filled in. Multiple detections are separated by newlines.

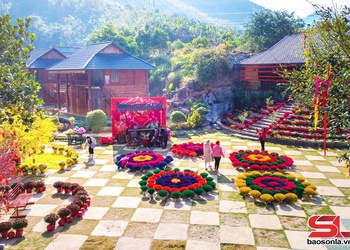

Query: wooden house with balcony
left=26, top=48, right=67, bottom=105
left=240, top=34, right=305, bottom=90
left=46, top=42, right=156, bottom=116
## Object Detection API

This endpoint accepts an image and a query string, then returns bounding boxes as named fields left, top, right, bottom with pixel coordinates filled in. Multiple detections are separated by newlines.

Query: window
left=111, top=70, right=118, bottom=82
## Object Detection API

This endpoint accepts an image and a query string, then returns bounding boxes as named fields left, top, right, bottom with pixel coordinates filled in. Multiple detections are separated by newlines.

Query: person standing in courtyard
left=256, top=127, right=267, bottom=151
left=159, top=126, right=169, bottom=149
left=84, top=136, right=96, bottom=159
left=203, top=139, right=213, bottom=171
left=212, top=141, right=225, bottom=172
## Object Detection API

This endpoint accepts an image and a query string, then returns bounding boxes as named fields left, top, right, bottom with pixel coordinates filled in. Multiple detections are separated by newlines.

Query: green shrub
left=148, top=188, right=155, bottom=195
left=157, top=190, right=169, bottom=198
left=193, top=188, right=204, bottom=196
left=171, top=191, right=182, bottom=199
left=200, top=172, right=209, bottom=178
left=207, top=181, right=216, bottom=189
left=170, top=111, right=187, bottom=123
left=140, top=185, right=148, bottom=192
left=202, top=184, right=213, bottom=192
left=139, top=180, right=147, bottom=186
left=86, top=109, right=107, bottom=132
left=187, top=110, right=202, bottom=128
left=206, top=177, right=214, bottom=182
left=195, top=106, right=209, bottom=115
left=182, top=189, right=194, bottom=198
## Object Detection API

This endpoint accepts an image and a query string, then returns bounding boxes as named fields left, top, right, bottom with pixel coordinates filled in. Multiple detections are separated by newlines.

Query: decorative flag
left=314, top=77, right=322, bottom=130
left=303, top=34, right=309, bottom=66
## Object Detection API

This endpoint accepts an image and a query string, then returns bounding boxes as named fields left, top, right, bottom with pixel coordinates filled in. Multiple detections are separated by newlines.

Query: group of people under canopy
left=111, top=97, right=170, bottom=148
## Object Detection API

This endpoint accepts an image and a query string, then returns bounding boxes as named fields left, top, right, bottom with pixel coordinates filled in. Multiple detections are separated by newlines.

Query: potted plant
left=58, top=161, right=66, bottom=170
left=66, top=203, right=80, bottom=217
left=39, top=145, right=45, bottom=154
left=34, top=180, right=45, bottom=193
left=66, top=159, right=73, bottom=167
left=30, top=164, right=38, bottom=175
left=52, top=145, right=58, bottom=154
left=58, top=146, right=64, bottom=155
left=38, top=164, right=47, bottom=174
left=21, top=164, right=29, bottom=176
left=11, top=218, right=28, bottom=237
left=23, top=181, right=35, bottom=193
left=57, top=207, right=71, bottom=226
left=53, top=181, right=64, bottom=193
left=44, top=213, right=59, bottom=231
left=62, top=182, right=72, bottom=194
left=0, top=221, right=12, bottom=238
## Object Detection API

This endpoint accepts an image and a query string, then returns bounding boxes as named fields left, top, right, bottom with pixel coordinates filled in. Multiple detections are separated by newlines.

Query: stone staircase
left=217, top=103, right=294, bottom=141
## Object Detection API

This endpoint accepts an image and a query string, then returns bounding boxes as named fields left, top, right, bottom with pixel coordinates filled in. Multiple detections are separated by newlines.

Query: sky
left=249, top=0, right=350, bottom=18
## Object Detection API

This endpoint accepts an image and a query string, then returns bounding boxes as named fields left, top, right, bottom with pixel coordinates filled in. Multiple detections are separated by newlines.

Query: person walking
left=203, top=140, right=213, bottom=170
left=256, top=127, right=267, bottom=151
left=212, top=141, right=225, bottom=172
left=84, top=136, right=96, bottom=159
left=159, top=126, right=169, bottom=149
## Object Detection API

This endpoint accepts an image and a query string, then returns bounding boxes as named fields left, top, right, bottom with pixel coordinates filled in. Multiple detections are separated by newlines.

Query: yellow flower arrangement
left=239, top=186, right=251, bottom=195
left=274, top=193, right=286, bottom=204
left=249, top=190, right=261, bottom=200
left=285, top=193, right=298, bottom=203
left=260, top=194, right=274, bottom=204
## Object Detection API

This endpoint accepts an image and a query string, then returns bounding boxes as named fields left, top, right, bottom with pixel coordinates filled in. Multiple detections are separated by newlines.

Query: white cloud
left=249, top=0, right=349, bottom=18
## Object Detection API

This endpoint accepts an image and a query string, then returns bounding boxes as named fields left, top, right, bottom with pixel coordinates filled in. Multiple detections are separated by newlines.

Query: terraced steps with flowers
left=218, top=101, right=291, bottom=140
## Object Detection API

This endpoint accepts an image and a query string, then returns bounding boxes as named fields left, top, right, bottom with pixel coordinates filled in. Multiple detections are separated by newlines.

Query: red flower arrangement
left=139, top=169, right=216, bottom=195
left=170, top=142, right=206, bottom=157
left=229, top=150, right=294, bottom=171
left=116, top=151, right=173, bottom=171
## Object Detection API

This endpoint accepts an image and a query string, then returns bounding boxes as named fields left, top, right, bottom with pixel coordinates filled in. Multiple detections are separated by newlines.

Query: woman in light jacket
left=203, top=140, right=213, bottom=170
left=84, top=136, right=96, bottom=159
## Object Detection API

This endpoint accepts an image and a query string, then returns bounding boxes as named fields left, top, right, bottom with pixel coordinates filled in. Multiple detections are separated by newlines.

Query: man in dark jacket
left=159, top=127, right=168, bottom=149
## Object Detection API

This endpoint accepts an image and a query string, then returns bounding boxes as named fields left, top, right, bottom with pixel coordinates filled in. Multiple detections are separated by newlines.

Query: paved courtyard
left=1, top=135, right=349, bottom=250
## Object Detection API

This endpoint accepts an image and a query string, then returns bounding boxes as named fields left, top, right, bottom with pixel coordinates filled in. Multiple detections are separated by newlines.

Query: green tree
left=285, top=4, right=350, bottom=132
left=244, top=10, right=305, bottom=53
left=88, top=22, right=139, bottom=55
left=0, top=14, right=42, bottom=127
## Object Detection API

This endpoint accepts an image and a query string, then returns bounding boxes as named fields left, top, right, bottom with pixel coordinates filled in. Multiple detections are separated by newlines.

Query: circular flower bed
left=236, top=171, right=317, bottom=204
left=229, top=150, right=293, bottom=171
left=170, top=142, right=205, bottom=157
left=139, top=168, right=216, bottom=200
left=115, top=151, right=173, bottom=171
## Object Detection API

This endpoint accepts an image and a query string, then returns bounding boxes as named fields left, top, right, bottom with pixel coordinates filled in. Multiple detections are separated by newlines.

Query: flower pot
left=15, top=228, right=24, bottom=238
left=1, top=231, right=8, bottom=238
left=58, top=219, right=65, bottom=227
left=71, top=211, right=77, bottom=217
left=77, top=211, right=83, bottom=218
left=7, top=231, right=15, bottom=239
left=64, top=189, right=71, bottom=194
left=26, top=188, right=32, bottom=194
left=56, top=187, right=63, bottom=193
left=66, top=216, right=74, bottom=223
left=83, top=203, right=88, bottom=209
left=36, top=187, right=43, bottom=193
left=43, top=186, right=46, bottom=191
left=46, top=223, right=56, bottom=232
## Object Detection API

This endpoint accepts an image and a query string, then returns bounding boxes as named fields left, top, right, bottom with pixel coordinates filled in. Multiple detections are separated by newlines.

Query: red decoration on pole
left=5, top=179, right=9, bottom=185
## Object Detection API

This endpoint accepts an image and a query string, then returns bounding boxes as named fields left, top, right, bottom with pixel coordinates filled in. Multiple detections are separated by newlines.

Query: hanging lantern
left=5, top=179, right=9, bottom=185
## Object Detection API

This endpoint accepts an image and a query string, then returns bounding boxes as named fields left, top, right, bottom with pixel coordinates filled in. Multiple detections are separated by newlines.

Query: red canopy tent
left=111, top=97, right=167, bottom=138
